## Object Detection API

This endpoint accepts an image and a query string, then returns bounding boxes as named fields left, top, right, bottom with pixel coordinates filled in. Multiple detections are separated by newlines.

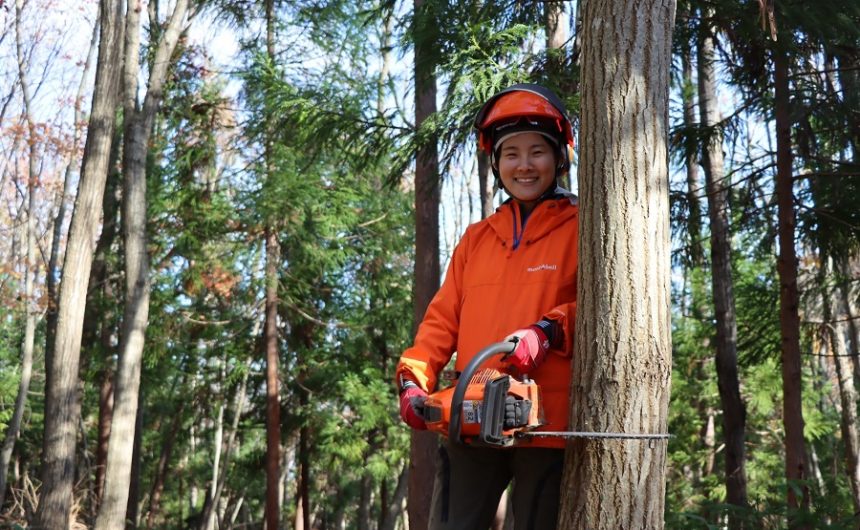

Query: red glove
left=399, top=384, right=428, bottom=430
left=505, top=325, right=550, bottom=373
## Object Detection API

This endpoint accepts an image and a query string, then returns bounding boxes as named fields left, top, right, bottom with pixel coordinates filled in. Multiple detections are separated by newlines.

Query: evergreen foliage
left=1, top=0, right=860, bottom=527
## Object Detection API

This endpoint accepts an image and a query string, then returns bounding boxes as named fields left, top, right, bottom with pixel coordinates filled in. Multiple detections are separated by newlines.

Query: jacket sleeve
left=543, top=301, right=576, bottom=358
left=395, top=230, right=470, bottom=393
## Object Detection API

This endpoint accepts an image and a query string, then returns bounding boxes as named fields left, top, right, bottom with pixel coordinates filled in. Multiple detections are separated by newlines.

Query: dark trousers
left=428, top=441, right=564, bottom=530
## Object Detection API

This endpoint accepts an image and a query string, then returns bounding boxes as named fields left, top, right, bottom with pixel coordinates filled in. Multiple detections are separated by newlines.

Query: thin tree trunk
left=199, top=362, right=250, bottom=530
left=409, top=2, right=441, bottom=529
left=299, top=423, right=311, bottom=530
left=263, top=0, right=282, bottom=526
left=90, top=159, right=121, bottom=513
left=820, top=260, right=860, bottom=514
left=125, top=402, right=143, bottom=529
left=46, top=18, right=99, bottom=353
left=680, top=29, right=703, bottom=272
left=545, top=0, right=567, bottom=78
left=773, top=45, right=810, bottom=522
left=95, top=369, right=114, bottom=508
left=94, top=1, right=189, bottom=527
left=34, top=0, right=125, bottom=525
left=380, top=466, right=409, bottom=530
left=145, top=398, right=186, bottom=529
left=558, top=0, right=676, bottom=528
left=837, top=262, right=860, bottom=382
left=358, top=474, right=372, bottom=530
left=0, top=1, right=39, bottom=508
left=477, top=151, right=494, bottom=219
left=698, top=12, right=748, bottom=519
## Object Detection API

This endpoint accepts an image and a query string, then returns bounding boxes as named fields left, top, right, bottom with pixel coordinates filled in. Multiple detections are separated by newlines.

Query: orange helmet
left=474, top=84, right=574, bottom=177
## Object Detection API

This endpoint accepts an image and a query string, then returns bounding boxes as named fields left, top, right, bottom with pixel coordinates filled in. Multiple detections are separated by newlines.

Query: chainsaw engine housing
left=423, top=368, right=544, bottom=447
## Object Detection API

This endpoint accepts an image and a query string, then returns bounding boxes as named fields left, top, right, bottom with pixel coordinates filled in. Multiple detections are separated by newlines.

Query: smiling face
left=496, top=132, right=558, bottom=214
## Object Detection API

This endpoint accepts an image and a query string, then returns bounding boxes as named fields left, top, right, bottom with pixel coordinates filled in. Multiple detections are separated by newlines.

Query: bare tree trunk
left=46, top=17, right=99, bottom=352
left=558, top=0, right=676, bottom=528
left=545, top=0, right=567, bottom=78
left=820, top=260, right=860, bottom=514
left=299, top=424, right=311, bottom=530
left=773, top=45, right=810, bottom=523
left=680, top=29, right=703, bottom=272
left=95, top=369, right=114, bottom=508
left=0, top=1, right=39, bottom=508
left=125, top=403, right=143, bottom=529
left=88, top=146, right=121, bottom=514
left=697, top=12, right=748, bottom=519
left=358, top=474, right=372, bottom=530
left=477, top=151, right=494, bottom=219
left=199, top=363, right=250, bottom=530
left=263, top=1, right=282, bottom=527
left=409, top=2, right=441, bottom=529
left=94, top=1, right=189, bottom=528
left=144, top=398, right=185, bottom=529
left=34, top=0, right=125, bottom=525
left=380, top=466, right=409, bottom=530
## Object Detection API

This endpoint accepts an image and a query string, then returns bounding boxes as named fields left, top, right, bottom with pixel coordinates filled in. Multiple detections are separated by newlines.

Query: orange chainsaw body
left=422, top=368, right=544, bottom=446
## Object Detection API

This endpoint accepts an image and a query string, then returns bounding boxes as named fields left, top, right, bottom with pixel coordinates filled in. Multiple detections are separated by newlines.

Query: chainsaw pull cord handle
left=449, top=341, right=517, bottom=444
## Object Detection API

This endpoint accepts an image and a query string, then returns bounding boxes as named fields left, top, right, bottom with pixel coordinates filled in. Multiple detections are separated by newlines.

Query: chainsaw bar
left=515, top=431, right=671, bottom=440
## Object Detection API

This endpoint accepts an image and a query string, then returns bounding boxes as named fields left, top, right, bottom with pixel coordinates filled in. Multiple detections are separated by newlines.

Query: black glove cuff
left=533, top=319, right=562, bottom=349
left=398, top=374, right=419, bottom=395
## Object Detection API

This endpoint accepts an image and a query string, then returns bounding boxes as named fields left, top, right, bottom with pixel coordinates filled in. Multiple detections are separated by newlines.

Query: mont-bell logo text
left=526, top=263, right=557, bottom=273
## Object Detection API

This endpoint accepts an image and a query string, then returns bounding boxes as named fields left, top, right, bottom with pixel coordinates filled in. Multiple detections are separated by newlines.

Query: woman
left=396, top=83, right=578, bottom=530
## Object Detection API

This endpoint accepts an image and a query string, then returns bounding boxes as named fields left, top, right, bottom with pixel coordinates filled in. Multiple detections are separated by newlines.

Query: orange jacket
left=396, top=194, right=578, bottom=448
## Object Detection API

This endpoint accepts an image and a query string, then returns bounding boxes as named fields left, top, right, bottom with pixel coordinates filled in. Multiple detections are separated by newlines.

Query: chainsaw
left=421, top=341, right=672, bottom=447
left=422, top=341, right=542, bottom=447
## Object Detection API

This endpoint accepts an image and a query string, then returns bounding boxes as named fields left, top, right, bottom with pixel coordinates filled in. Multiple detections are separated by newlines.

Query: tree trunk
left=0, top=1, right=39, bottom=511
left=558, top=0, right=676, bottom=528
left=46, top=17, right=99, bottom=354
left=95, top=369, right=114, bottom=508
left=477, top=151, right=494, bottom=219
left=34, top=0, right=125, bottom=526
left=409, top=1, right=441, bottom=529
left=697, top=13, right=748, bottom=518
left=299, top=424, right=311, bottom=530
left=545, top=0, right=567, bottom=78
left=358, top=474, right=372, bottom=530
left=773, top=45, right=810, bottom=522
left=263, top=0, right=282, bottom=527
left=145, top=399, right=186, bottom=529
left=820, top=260, right=860, bottom=514
left=199, top=362, right=250, bottom=530
left=380, top=466, right=409, bottom=530
left=125, top=403, right=144, bottom=529
left=87, top=139, right=121, bottom=514
left=680, top=30, right=703, bottom=272
left=94, top=1, right=189, bottom=528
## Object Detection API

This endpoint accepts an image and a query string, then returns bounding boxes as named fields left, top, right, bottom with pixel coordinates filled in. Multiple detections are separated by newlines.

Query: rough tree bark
left=408, top=1, right=441, bottom=529
left=94, top=1, right=190, bottom=527
left=697, top=11, right=748, bottom=518
left=773, top=45, right=810, bottom=522
left=33, top=0, right=124, bottom=526
left=557, top=0, right=676, bottom=528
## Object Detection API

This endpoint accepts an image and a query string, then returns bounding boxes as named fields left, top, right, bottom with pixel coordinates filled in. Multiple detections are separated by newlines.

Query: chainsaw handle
left=449, top=341, right=517, bottom=444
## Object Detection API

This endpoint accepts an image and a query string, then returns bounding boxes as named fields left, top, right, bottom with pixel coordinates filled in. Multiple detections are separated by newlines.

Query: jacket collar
left=487, top=187, right=578, bottom=248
